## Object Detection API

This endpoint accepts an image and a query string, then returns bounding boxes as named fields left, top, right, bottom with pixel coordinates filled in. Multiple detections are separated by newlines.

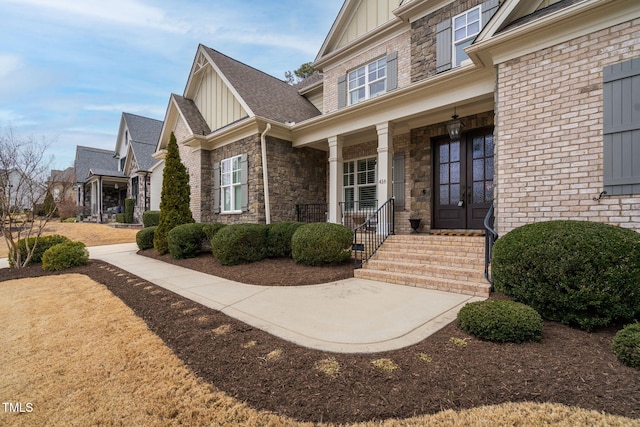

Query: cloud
left=84, top=104, right=167, bottom=119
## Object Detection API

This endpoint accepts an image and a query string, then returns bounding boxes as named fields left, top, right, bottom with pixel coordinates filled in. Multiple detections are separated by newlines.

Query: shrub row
left=142, top=210, right=160, bottom=227
left=42, top=241, right=89, bottom=271
left=9, top=234, right=71, bottom=267
left=492, top=220, right=640, bottom=331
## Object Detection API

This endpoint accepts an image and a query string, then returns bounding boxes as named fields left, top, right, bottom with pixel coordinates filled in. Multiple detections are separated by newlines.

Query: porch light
left=446, top=109, right=464, bottom=141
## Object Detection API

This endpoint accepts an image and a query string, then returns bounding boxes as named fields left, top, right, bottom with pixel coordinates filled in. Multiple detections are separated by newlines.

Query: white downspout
left=260, top=123, right=272, bottom=224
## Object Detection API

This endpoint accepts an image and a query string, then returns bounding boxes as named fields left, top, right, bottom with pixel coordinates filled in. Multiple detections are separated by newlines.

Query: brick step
left=354, top=269, right=490, bottom=297
left=388, top=234, right=485, bottom=243
left=372, top=250, right=484, bottom=266
left=378, top=242, right=484, bottom=257
left=364, top=259, right=485, bottom=282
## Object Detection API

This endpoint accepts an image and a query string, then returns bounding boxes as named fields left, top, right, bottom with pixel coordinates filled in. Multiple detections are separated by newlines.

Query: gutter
left=260, top=123, right=272, bottom=224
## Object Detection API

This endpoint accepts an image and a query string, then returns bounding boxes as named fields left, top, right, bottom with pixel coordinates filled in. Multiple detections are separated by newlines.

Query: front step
left=354, top=234, right=490, bottom=297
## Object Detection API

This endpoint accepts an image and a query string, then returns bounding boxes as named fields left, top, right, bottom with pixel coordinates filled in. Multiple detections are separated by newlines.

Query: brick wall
left=323, top=31, right=411, bottom=114
left=496, top=18, right=640, bottom=234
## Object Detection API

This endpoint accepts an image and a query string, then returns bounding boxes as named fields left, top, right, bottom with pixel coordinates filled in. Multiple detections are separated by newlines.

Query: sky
left=0, top=0, right=344, bottom=170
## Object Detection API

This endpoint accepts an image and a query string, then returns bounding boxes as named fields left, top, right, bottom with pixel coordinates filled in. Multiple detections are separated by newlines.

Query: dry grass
left=1, top=275, right=637, bottom=426
left=0, top=221, right=138, bottom=258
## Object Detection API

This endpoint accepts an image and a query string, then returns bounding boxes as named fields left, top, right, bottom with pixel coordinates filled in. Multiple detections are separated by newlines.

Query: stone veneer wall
left=323, top=31, right=411, bottom=114
left=411, top=0, right=505, bottom=83
left=496, top=18, right=640, bottom=235
left=409, top=111, right=495, bottom=232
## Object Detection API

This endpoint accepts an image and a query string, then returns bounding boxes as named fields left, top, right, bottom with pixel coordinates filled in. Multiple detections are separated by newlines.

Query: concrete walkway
left=3, top=244, right=485, bottom=353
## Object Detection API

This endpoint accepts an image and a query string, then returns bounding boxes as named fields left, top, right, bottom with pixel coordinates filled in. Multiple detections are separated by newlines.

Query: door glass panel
left=440, top=164, right=449, bottom=184
left=486, top=157, right=494, bottom=179
left=486, top=135, right=494, bottom=157
left=473, top=182, right=484, bottom=203
left=450, top=162, right=460, bottom=183
left=451, top=141, right=460, bottom=162
left=486, top=182, right=494, bottom=202
left=450, top=184, right=460, bottom=203
left=473, top=137, right=484, bottom=159
left=473, top=159, right=484, bottom=181
left=439, top=144, right=449, bottom=163
left=440, top=185, right=450, bottom=205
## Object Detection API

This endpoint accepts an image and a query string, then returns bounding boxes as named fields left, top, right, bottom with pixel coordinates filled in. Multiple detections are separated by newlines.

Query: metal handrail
left=295, top=203, right=328, bottom=223
left=351, top=198, right=395, bottom=268
left=483, top=201, right=498, bottom=291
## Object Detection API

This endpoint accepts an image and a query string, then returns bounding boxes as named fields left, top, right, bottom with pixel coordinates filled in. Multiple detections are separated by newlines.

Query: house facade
left=155, top=0, right=640, bottom=237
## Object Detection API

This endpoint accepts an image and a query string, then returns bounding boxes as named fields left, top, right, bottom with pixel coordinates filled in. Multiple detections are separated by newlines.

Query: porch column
left=376, top=122, right=394, bottom=207
left=328, top=135, right=344, bottom=224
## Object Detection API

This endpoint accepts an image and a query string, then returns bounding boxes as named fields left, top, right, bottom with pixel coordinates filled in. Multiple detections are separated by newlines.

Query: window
left=453, top=6, right=481, bottom=67
left=603, top=57, right=640, bottom=195
left=53, top=188, right=60, bottom=202
left=220, top=155, right=243, bottom=212
left=343, top=157, right=377, bottom=210
left=348, top=58, right=387, bottom=105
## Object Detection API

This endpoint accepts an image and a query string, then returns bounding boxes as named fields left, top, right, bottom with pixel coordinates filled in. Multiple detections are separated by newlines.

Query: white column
left=328, top=135, right=343, bottom=224
left=376, top=122, right=394, bottom=208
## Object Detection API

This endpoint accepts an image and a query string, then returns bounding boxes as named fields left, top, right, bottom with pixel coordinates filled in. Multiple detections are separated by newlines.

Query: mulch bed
left=2, top=261, right=639, bottom=424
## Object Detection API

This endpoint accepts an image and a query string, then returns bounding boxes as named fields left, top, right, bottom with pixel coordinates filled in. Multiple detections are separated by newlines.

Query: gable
left=191, top=53, right=249, bottom=133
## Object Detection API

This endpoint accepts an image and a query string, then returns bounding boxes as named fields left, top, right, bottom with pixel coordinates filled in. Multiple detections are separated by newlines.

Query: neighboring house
left=153, top=0, right=639, bottom=295
left=74, top=113, right=162, bottom=223
left=49, top=167, right=75, bottom=204
left=114, top=113, right=163, bottom=222
left=0, top=168, right=47, bottom=212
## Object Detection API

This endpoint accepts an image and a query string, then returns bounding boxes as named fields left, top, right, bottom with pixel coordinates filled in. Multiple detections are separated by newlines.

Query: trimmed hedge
left=115, top=213, right=125, bottom=223
left=493, top=220, right=640, bottom=331
left=124, top=198, right=135, bottom=224
left=42, top=241, right=89, bottom=271
left=168, top=223, right=207, bottom=260
left=266, top=222, right=304, bottom=258
left=142, top=210, right=160, bottom=228
left=9, top=234, right=71, bottom=267
left=612, top=322, right=640, bottom=370
left=211, top=224, right=267, bottom=266
left=136, top=226, right=157, bottom=250
left=457, top=300, right=543, bottom=343
left=291, top=222, right=352, bottom=266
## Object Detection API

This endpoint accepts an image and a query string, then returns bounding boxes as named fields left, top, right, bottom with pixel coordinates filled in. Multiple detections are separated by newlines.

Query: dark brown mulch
left=2, top=261, right=639, bottom=424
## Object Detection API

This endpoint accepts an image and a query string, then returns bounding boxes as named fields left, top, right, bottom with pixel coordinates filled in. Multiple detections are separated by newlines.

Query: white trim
left=453, top=5, right=482, bottom=68
left=220, top=154, right=242, bottom=214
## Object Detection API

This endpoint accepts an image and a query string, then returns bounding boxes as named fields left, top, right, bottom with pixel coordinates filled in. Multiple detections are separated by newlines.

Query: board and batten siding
left=194, top=67, right=248, bottom=133
left=337, top=0, right=402, bottom=50
left=603, top=57, right=640, bottom=196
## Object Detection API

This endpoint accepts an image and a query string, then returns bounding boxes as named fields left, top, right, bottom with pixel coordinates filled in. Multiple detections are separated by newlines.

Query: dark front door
left=433, top=128, right=494, bottom=230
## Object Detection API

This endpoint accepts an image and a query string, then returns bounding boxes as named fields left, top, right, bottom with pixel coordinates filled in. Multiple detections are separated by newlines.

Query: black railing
left=296, top=203, right=328, bottom=223
left=483, top=201, right=498, bottom=291
left=338, top=200, right=378, bottom=230
left=351, top=198, right=395, bottom=268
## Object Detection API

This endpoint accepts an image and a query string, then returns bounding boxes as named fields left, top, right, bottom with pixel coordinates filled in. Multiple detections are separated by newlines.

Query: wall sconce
left=114, top=183, right=119, bottom=190
left=446, top=108, right=464, bottom=141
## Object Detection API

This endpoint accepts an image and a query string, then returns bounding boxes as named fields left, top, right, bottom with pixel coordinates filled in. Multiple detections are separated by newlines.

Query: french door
left=433, top=128, right=494, bottom=230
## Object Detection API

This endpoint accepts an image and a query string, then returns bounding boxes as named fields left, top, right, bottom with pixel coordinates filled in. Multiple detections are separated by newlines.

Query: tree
left=0, top=127, right=65, bottom=268
left=285, top=62, right=317, bottom=84
left=153, top=132, right=194, bottom=254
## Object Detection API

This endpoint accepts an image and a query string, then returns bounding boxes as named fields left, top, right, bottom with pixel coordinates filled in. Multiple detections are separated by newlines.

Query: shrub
left=42, top=241, right=89, bottom=271
left=124, top=198, right=135, bottom=223
left=492, top=220, right=640, bottom=331
left=266, top=222, right=304, bottom=258
left=457, top=300, right=543, bottom=343
left=291, top=222, right=352, bottom=266
left=168, top=223, right=208, bottom=259
left=115, top=213, right=125, bottom=223
left=211, top=224, right=267, bottom=266
left=154, top=132, right=194, bottom=254
left=142, top=210, right=160, bottom=227
left=136, top=226, right=157, bottom=250
left=202, top=223, right=226, bottom=251
left=9, top=234, right=71, bottom=267
left=612, top=322, right=640, bottom=370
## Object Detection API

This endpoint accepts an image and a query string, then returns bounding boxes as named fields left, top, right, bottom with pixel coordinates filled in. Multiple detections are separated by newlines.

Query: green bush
left=168, top=223, right=208, bottom=259
left=142, top=210, right=160, bottom=227
left=291, top=222, right=352, bottom=266
left=457, top=300, right=543, bottom=343
left=124, top=198, right=135, bottom=224
left=266, top=222, right=304, bottom=258
left=211, top=224, right=267, bottom=266
left=202, top=223, right=226, bottom=241
left=612, top=322, right=640, bottom=370
left=9, top=234, right=71, bottom=267
left=42, top=241, right=89, bottom=271
left=136, top=226, right=157, bottom=250
left=115, top=213, right=125, bottom=223
left=492, top=220, right=640, bottom=331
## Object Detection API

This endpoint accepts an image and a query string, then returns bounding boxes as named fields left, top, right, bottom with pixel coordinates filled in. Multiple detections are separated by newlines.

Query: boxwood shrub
left=202, top=223, right=226, bottom=251
left=168, top=223, right=207, bottom=259
left=266, top=222, right=304, bottom=258
left=142, top=210, right=160, bottom=228
left=492, top=220, right=640, bottom=331
left=291, top=222, right=352, bottom=266
left=211, top=224, right=267, bottom=265
left=136, top=226, right=157, bottom=250
left=42, top=241, right=89, bottom=271
left=612, top=322, right=640, bottom=370
left=457, top=300, right=543, bottom=343
left=9, top=234, right=71, bottom=267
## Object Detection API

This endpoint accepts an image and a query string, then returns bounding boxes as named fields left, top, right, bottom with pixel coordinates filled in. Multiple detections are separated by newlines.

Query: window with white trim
left=453, top=5, right=481, bottom=67
left=221, top=155, right=242, bottom=212
left=343, top=157, right=377, bottom=210
left=348, top=58, right=387, bottom=105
